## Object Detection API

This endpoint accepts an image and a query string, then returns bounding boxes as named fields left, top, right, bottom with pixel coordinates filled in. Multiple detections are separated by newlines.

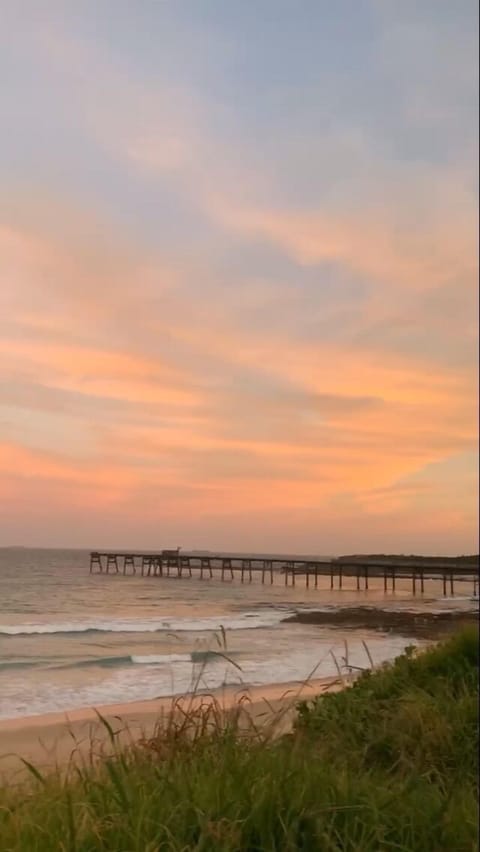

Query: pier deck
left=89, top=551, right=479, bottom=596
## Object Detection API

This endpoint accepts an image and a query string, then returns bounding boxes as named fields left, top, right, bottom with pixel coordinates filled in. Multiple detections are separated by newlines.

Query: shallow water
left=0, top=548, right=477, bottom=719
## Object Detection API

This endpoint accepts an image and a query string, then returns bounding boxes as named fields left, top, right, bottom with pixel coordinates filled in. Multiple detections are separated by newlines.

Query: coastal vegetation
left=335, top=553, right=479, bottom=564
left=0, top=627, right=478, bottom=851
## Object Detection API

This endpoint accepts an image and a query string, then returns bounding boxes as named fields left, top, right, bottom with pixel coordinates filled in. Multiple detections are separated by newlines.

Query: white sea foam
left=0, top=610, right=290, bottom=636
left=1, top=547, right=475, bottom=721
left=0, top=633, right=422, bottom=720
left=130, top=654, right=192, bottom=664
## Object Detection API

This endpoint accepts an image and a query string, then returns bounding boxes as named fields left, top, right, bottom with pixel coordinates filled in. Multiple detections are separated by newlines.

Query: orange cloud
left=0, top=186, right=477, bottom=552
left=0, top=340, right=202, bottom=409
left=204, top=191, right=477, bottom=297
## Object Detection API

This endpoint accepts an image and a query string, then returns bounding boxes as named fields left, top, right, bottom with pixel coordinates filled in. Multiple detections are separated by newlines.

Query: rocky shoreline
left=282, top=606, right=479, bottom=638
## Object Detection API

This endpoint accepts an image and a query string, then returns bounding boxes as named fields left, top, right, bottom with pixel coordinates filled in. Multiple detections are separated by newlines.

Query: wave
left=0, top=611, right=288, bottom=637
left=0, top=655, right=136, bottom=672
left=0, top=660, right=45, bottom=671
left=0, top=633, right=418, bottom=721
left=132, top=650, right=228, bottom=665
left=130, top=653, right=191, bottom=665
left=56, top=655, right=135, bottom=670
left=1, top=651, right=234, bottom=673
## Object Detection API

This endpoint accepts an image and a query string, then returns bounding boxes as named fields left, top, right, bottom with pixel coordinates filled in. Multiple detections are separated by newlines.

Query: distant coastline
left=1, top=546, right=478, bottom=564
left=336, top=553, right=479, bottom=564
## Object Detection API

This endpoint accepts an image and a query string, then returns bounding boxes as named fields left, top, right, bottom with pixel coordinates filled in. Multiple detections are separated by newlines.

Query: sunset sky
left=0, top=1, right=478, bottom=554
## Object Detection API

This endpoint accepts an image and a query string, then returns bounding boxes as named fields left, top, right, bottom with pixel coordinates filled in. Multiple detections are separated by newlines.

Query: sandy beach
left=0, top=675, right=347, bottom=783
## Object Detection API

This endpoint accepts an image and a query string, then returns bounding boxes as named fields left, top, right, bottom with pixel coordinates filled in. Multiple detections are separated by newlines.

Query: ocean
left=0, top=548, right=477, bottom=720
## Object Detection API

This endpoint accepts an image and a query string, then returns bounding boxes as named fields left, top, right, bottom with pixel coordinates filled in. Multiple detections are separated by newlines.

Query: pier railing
left=89, top=551, right=479, bottom=597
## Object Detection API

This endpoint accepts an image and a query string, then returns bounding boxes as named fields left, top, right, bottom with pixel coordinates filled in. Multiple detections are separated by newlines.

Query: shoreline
left=0, top=675, right=347, bottom=781
left=2, top=607, right=477, bottom=780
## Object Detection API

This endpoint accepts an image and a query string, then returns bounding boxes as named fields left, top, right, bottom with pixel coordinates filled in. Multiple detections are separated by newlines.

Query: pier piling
left=88, top=552, right=478, bottom=597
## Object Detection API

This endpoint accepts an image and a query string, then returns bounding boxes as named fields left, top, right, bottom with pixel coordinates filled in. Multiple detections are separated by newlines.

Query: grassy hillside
left=1, top=627, right=478, bottom=851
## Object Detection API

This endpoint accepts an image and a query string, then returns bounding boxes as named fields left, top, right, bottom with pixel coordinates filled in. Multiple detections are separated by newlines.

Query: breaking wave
left=0, top=611, right=289, bottom=637
left=1, top=651, right=231, bottom=672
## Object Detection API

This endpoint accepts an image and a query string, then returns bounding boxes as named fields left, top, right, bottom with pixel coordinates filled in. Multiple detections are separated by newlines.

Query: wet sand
left=0, top=675, right=347, bottom=783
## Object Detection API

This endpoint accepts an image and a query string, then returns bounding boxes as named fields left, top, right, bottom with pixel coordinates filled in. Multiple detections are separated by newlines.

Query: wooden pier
left=89, top=550, right=479, bottom=597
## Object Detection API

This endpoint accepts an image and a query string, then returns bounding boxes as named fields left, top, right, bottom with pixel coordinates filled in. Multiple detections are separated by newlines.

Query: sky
left=0, top=1, right=478, bottom=555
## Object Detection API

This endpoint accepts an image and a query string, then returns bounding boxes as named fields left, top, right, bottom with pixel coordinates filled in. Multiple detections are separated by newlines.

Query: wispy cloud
left=0, top=3, right=477, bottom=551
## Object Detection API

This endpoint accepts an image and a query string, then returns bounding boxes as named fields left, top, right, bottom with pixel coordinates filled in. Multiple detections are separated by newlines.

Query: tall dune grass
left=0, top=627, right=478, bottom=851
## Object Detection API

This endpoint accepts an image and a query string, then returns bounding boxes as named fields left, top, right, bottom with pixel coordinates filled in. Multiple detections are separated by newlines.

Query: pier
left=89, top=551, right=479, bottom=596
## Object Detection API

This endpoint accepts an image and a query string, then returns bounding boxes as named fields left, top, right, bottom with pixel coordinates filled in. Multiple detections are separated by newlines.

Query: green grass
left=1, top=627, right=478, bottom=851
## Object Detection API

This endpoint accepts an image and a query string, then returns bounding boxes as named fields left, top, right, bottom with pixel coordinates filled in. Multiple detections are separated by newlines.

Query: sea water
left=0, top=548, right=477, bottom=720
